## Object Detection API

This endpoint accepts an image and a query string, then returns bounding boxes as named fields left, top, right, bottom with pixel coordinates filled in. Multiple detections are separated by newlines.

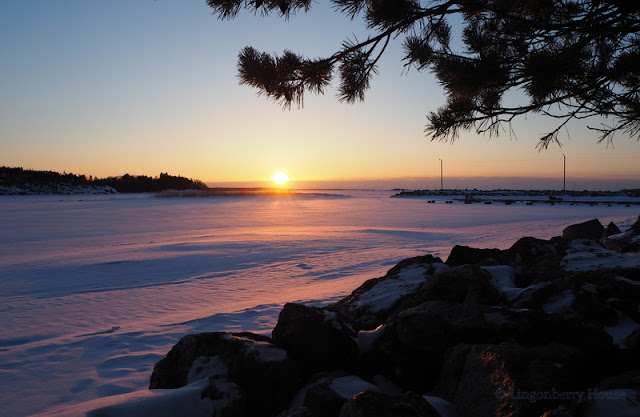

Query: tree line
left=0, top=167, right=208, bottom=193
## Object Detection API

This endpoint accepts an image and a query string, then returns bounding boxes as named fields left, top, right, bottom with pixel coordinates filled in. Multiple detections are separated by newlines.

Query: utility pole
left=563, top=154, right=566, bottom=191
left=439, top=158, right=443, bottom=190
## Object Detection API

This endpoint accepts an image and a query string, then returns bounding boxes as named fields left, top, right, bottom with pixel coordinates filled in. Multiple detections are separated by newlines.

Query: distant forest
left=0, top=167, right=208, bottom=193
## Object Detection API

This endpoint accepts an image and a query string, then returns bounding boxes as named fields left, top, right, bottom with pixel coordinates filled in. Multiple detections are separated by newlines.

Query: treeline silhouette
left=1, top=167, right=208, bottom=193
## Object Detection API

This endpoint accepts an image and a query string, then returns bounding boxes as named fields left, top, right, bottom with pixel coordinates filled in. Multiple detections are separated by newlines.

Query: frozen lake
left=1, top=190, right=638, bottom=416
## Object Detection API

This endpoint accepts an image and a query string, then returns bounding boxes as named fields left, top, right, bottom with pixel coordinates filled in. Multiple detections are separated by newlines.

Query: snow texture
left=223, top=334, right=288, bottom=363
left=351, top=265, right=429, bottom=313
left=186, top=356, right=227, bottom=384
left=561, top=239, right=640, bottom=271
left=481, top=265, right=526, bottom=300
left=1, top=191, right=637, bottom=416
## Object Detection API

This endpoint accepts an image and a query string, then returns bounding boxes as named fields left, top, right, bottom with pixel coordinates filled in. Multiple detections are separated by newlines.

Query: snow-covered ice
left=0, top=190, right=637, bottom=416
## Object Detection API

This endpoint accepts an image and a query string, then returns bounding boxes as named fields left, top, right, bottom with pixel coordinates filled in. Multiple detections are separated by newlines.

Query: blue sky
left=1, top=0, right=639, bottom=189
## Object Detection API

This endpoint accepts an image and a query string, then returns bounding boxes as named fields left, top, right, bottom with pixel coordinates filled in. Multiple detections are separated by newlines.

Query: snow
left=356, top=325, right=386, bottom=352
left=351, top=265, right=429, bottom=313
left=582, top=389, right=640, bottom=417
left=615, top=276, right=640, bottom=286
left=542, top=289, right=575, bottom=314
left=481, top=265, right=526, bottom=300
left=187, top=356, right=227, bottom=384
left=422, top=395, right=457, bottom=417
left=604, top=311, right=640, bottom=348
left=31, top=378, right=217, bottom=417
left=0, top=191, right=637, bottom=416
left=223, top=334, right=288, bottom=363
left=562, top=239, right=640, bottom=271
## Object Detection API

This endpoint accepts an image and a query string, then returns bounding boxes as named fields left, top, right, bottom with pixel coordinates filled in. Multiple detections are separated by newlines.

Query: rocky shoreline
left=93, top=217, right=640, bottom=417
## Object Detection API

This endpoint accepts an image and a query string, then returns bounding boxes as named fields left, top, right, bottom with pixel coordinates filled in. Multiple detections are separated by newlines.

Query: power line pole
left=439, top=158, right=443, bottom=190
left=563, top=154, right=566, bottom=191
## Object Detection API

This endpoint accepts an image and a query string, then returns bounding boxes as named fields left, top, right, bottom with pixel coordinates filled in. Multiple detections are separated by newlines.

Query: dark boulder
left=502, top=237, right=568, bottom=287
left=149, top=331, right=300, bottom=415
left=395, top=300, right=490, bottom=352
left=450, top=343, right=590, bottom=417
left=272, top=303, right=358, bottom=375
left=605, top=221, right=622, bottom=237
left=562, top=218, right=604, bottom=241
left=295, top=372, right=381, bottom=417
left=445, top=245, right=503, bottom=267
left=483, top=305, right=614, bottom=354
left=396, top=265, right=502, bottom=312
left=339, top=391, right=440, bottom=417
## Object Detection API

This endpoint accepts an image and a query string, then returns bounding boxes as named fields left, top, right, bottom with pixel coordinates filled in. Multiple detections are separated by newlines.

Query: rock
left=562, top=218, right=605, bottom=241
left=395, top=300, right=490, bottom=352
left=339, top=391, right=440, bottom=417
left=445, top=245, right=503, bottom=267
left=149, top=331, right=300, bottom=415
left=601, top=216, right=640, bottom=253
left=396, top=265, right=502, bottom=311
left=276, top=407, right=313, bottom=417
left=451, top=343, right=589, bottom=417
left=294, top=372, right=381, bottom=417
left=539, top=405, right=573, bottom=417
left=596, top=370, right=640, bottom=390
left=624, top=327, right=640, bottom=349
left=272, top=303, right=358, bottom=375
left=502, top=237, right=568, bottom=287
left=483, top=304, right=614, bottom=354
left=604, top=221, right=622, bottom=237
left=328, top=258, right=446, bottom=330
left=577, top=389, right=640, bottom=417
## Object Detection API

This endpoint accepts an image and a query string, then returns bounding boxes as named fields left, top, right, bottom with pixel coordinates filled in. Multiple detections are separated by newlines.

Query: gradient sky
left=1, top=1, right=639, bottom=189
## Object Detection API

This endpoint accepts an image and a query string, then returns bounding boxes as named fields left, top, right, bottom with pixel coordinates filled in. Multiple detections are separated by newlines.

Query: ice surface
left=1, top=191, right=637, bottom=416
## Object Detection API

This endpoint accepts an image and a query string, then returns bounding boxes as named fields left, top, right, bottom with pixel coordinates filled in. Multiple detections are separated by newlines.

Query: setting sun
left=271, top=171, right=290, bottom=185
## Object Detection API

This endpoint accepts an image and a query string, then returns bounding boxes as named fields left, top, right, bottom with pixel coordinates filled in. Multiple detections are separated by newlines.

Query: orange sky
left=1, top=1, right=638, bottom=190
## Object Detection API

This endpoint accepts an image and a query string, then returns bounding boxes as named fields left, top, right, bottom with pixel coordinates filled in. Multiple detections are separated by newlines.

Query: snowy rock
left=272, top=303, right=357, bottom=375
left=396, top=265, right=502, bottom=311
left=339, top=390, right=440, bottom=417
left=605, top=221, right=622, bottom=237
left=143, top=216, right=640, bottom=417
left=561, top=239, right=640, bottom=271
left=562, top=218, right=605, bottom=241
left=328, top=256, right=444, bottom=330
left=289, top=372, right=381, bottom=417
left=149, top=331, right=300, bottom=415
left=601, top=215, right=640, bottom=253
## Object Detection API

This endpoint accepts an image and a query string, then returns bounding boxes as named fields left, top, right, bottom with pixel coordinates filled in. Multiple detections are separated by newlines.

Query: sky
left=1, top=0, right=639, bottom=190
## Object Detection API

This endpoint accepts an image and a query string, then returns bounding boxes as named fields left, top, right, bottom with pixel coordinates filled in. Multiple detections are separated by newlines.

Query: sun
left=271, top=171, right=290, bottom=185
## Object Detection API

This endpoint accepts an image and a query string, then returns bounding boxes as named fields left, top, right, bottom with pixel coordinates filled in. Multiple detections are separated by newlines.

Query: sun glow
left=271, top=171, right=290, bottom=185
